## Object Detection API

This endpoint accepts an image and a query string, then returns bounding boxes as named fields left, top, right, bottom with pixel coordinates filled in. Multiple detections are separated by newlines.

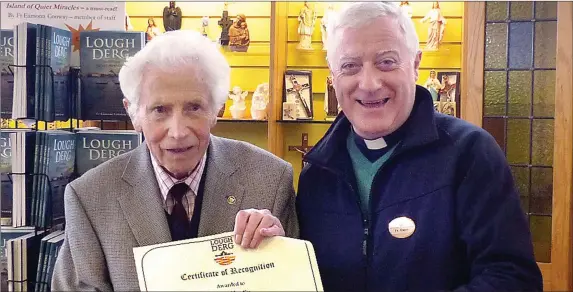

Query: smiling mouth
left=358, top=98, right=390, bottom=108
left=166, top=146, right=193, bottom=154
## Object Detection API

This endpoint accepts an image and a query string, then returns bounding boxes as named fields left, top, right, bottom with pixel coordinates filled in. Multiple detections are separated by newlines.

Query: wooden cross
left=286, top=75, right=312, bottom=117
left=288, top=133, right=314, bottom=168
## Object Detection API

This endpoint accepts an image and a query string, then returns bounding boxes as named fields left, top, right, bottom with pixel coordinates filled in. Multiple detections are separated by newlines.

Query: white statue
left=321, top=4, right=335, bottom=51
left=201, top=16, right=209, bottom=37
left=420, top=1, right=447, bottom=51
left=251, top=83, right=269, bottom=120
left=229, top=86, right=248, bottom=119
left=297, top=1, right=317, bottom=50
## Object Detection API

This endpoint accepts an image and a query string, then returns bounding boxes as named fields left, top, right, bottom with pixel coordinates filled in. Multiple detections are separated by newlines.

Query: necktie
left=169, top=182, right=190, bottom=241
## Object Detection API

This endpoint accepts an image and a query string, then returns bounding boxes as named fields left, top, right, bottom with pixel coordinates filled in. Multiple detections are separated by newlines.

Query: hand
left=233, top=209, right=285, bottom=249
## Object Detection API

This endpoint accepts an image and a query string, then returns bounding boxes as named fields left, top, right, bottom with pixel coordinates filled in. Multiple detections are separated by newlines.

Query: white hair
left=118, top=30, right=230, bottom=122
left=326, top=2, right=420, bottom=65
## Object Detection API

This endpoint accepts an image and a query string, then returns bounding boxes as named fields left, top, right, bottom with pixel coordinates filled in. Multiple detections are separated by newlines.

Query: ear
left=123, top=98, right=142, bottom=132
left=413, top=51, right=422, bottom=82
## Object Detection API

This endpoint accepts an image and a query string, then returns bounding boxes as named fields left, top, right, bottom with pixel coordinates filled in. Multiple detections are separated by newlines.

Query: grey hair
left=326, top=2, right=420, bottom=66
left=118, top=30, right=230, bottom=122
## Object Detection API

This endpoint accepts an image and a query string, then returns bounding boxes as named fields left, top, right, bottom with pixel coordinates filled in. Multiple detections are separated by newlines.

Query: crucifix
left=286, top=75, right=312, bottom=118
left=218, top=3, right=233, bottom=46
left=288, top=133, right=314, bottom=168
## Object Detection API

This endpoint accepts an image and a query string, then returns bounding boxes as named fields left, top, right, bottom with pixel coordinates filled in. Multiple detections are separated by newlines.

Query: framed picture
left=283, top=70, right=313, bottom=120
left=437, top=71, right=460, bottom=117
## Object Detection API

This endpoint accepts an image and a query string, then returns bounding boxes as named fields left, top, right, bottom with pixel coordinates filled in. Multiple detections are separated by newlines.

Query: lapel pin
left=388, top=216, right=416, bottom=239
left=227, top=196, right=236, bottom=205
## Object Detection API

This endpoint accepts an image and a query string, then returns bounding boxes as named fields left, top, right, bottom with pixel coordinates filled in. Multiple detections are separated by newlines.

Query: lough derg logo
left=211, top=236, right=236, bottom=266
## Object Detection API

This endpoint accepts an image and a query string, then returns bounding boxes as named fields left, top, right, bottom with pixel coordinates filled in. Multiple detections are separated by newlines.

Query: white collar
left=364, top=136, right=387, bottom=150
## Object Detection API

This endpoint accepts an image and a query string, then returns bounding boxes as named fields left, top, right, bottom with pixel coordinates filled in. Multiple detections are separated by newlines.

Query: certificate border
left=139, top=235, right=321, bottom=291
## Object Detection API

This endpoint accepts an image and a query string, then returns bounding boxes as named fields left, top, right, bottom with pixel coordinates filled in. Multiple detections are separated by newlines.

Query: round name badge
left=388, top=216, right=416, bottom=239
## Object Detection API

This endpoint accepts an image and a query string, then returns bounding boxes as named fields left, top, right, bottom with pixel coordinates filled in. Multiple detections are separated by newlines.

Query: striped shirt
left=150, top=151, right=206, bottom=220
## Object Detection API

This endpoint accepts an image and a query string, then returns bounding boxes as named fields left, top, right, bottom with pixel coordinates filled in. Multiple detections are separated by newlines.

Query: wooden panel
left=129, top=17, right=271, bottom=42
left=286, top=42, right=461, bottom=68
left=268, top=2, right=288, bottom=157
left=127, top=2, right=271, bottom=17
left=551, top=2, right=573, bottom=291
left=539, top=263, right=552, bottom=291
left=230, top=68, right=269, bottom=92
left=461, top=2, right=484, bottom=127
left=286, top=2, right=464, bottom=18
left=285, top=18, right=462, bottom=43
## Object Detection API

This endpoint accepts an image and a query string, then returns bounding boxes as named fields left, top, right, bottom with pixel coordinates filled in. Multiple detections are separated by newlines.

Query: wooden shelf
left=277, top=119, right=333, bottom=124
left=216, top=118, right=268, bottom=123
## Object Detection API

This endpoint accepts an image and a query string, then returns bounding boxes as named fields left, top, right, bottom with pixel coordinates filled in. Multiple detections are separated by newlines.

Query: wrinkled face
left=128, top=67, right=216, bottom=179
left=329, top=16, right=421, bottom=139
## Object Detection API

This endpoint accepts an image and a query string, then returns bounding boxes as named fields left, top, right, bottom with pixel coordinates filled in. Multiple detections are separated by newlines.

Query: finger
left=240, top=211, right=263, bottom=248
left=250, top=215, right=276, bottom=249
left=233, top=210, right=250, bottom=244
left=260, top=224, right=285, bottom=237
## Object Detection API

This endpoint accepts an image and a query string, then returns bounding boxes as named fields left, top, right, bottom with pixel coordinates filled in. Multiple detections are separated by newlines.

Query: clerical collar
left=351, top=126, right=403, bottom=162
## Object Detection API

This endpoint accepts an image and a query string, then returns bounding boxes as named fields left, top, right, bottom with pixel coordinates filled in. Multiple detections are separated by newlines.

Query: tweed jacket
left=51, top=135, right=298, bottom=291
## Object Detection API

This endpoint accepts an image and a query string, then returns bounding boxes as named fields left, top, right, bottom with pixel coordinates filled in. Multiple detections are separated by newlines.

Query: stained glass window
left=484, top=1, right=556, bottom=263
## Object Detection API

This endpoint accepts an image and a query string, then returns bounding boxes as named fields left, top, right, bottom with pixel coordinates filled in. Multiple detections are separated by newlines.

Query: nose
left=167, top=113, right=191, bottom=140
left=358, top=63, right=383, bottom=93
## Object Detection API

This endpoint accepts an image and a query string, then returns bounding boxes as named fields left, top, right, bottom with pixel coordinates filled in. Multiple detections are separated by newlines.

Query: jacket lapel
left=118, top=143, right=172, bottom=246
left=198, top=136, right=245, bottom=236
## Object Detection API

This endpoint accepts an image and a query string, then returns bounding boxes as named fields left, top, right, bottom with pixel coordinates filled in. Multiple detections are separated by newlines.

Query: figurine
left=201, top=16, right=209, bottom=37
left=218, top=3, right=233, bottom=46
left=251, top=83, right=269, bottom=120
left=324, top=76, right=341, bottom=120
left=228, top=14, right=250, bottom=52
left=229, top=86, right=248, bottom=119
left=297, top=1, right=317, bottom=50
left=400, top=2, right=413, bottom=18
left=424, top=70, right=442, bottom=101
left=321, top=4, right=335, bottom=51
left=163, top=1, right=182, bottom=31
left=146, top=18, right=161, bottom=41
left=420, top=1, right=447, bottom=51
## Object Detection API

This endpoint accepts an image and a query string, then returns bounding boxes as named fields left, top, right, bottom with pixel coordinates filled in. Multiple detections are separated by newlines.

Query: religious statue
left=229, top=86, right=248, bottom=119
left=146, top=18, right=161, bottom=41
left=321, top=4, right=335, bottom=51
left=400, top=2, right=413, bottom=18
left=324, top=76, right=341, bottom=120
left=420, top=1, right=447, bottom=51
left=163, top=1, right=182, bottom=31
left=251, top=83, right=269, bottom=120
left=228, top=14, right=250, bottom=52
left=201, top=16, right=209, bottom=37
left=424, top=70, right=442, bottom=101
left=218, top=3, right=233, bottom=46
left=297, top=1, right=317, bottom=50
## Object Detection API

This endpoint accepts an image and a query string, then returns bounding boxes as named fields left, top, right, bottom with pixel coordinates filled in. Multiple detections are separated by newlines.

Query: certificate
left=133, top=232, right=323, bottom=291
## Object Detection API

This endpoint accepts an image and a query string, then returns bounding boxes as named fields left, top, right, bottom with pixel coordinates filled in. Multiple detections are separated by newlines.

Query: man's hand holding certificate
left=133, top=232, right=323, bottom=291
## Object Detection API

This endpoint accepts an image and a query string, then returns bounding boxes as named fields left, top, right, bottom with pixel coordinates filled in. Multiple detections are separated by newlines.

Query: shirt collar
left=149, top=150, right=207, bottom=201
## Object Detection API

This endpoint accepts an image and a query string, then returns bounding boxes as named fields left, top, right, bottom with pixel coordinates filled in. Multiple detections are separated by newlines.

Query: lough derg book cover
left=1, top=29, right=14, bottom=119
left=79, top=31, right=145, bottom=121
left=75, top=130, right=142, bottom=175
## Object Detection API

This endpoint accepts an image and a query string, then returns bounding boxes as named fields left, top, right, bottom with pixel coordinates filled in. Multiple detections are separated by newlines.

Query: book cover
left=75, top=130, right=142, bottom=175
left=1, top=29, right=14, bottom=119
left=79, top=31, right=145, bottom=121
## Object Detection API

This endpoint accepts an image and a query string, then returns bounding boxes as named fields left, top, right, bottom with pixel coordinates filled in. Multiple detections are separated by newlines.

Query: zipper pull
left=362, top=226, right=369, bottom=256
